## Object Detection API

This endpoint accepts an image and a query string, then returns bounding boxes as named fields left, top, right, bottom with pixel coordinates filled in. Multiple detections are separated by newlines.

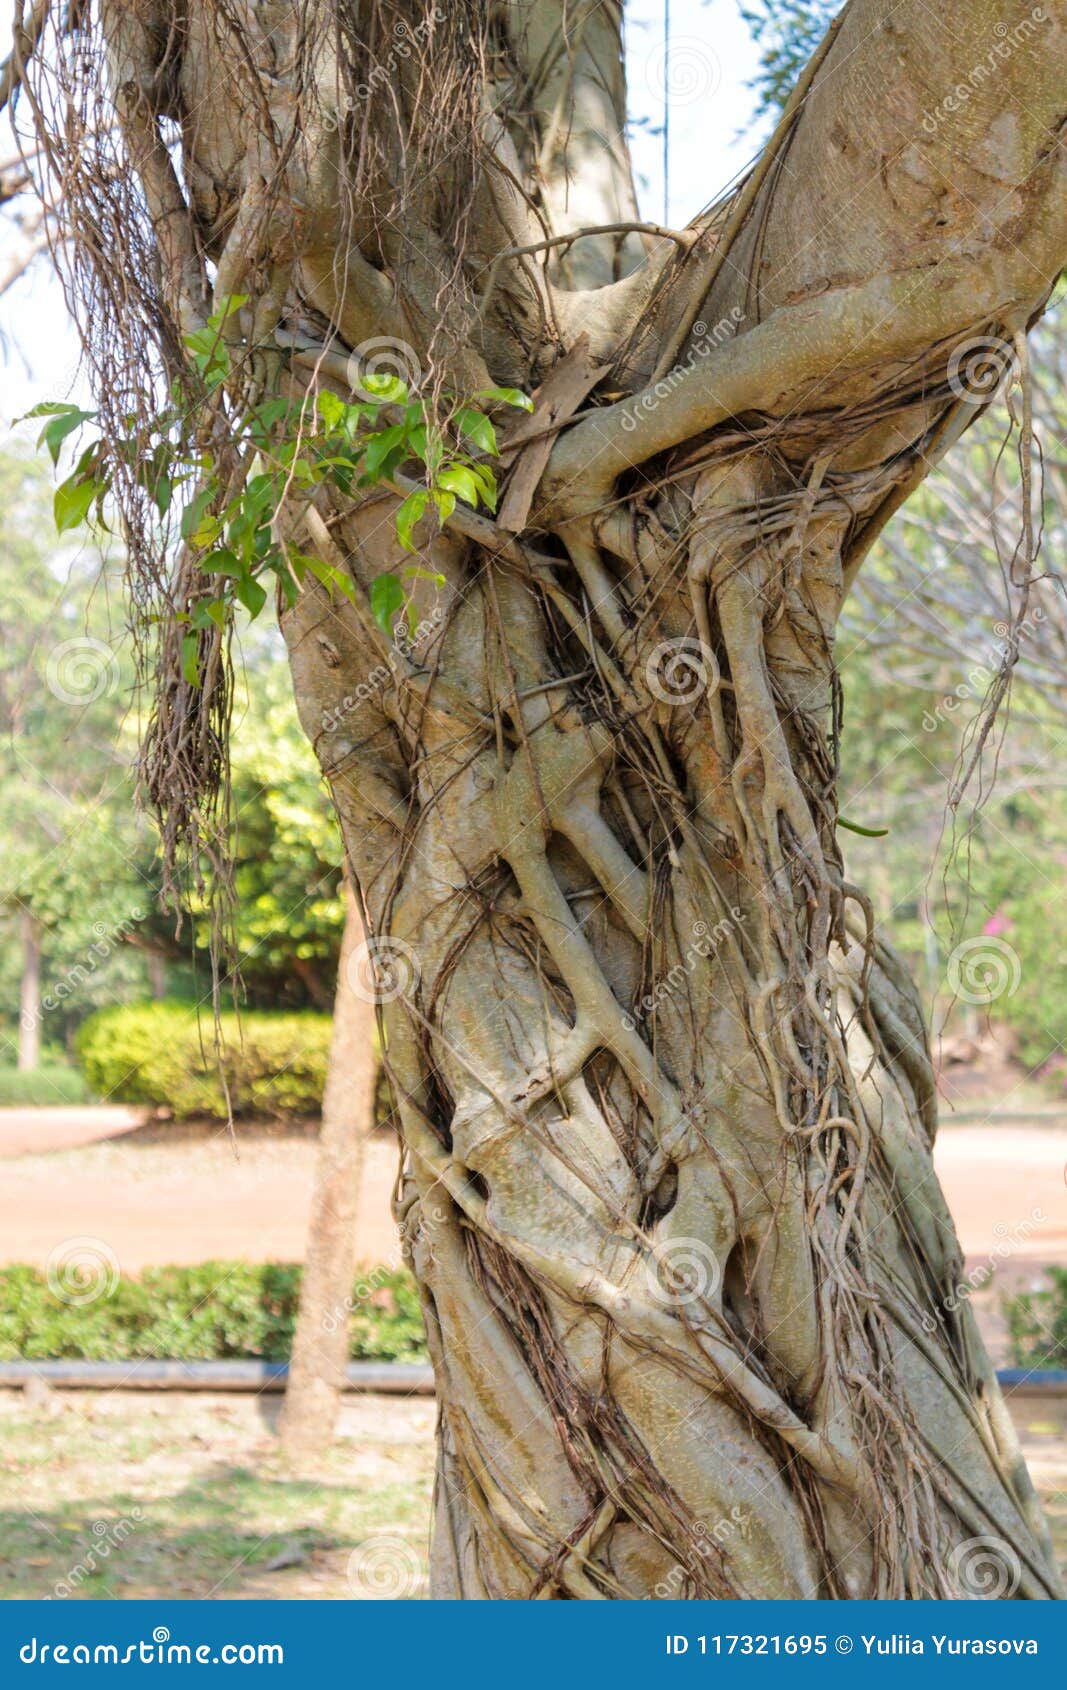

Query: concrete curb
left=0, top=1359, right=435, bottom=1394
left=1, top=1360, right=1065, bottom=1398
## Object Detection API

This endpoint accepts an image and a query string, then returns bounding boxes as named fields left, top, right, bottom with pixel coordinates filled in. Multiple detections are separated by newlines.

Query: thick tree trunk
left=22, top=0, right=1067, bottom=1600
left=18, top=908, right=41, bottom=1072
left=279, top=879, right=378, bottom=1456
left=282, top=475, right=1060, bottom=1600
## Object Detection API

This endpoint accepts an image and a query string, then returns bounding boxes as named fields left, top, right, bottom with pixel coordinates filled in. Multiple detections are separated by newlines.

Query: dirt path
left=0, top=1105, right=147, bottom=1159
left=935, top=1125, right=1067, bottom=1260
left=1, top=1113, right=1066, bottom=1279
left=0, top=1128, right=398, bottom=1271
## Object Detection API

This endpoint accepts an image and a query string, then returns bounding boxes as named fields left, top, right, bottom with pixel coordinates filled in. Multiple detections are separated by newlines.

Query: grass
left=0, top=1065, right=94, bottom=1107
left=0, top=1386, right=1064, bottom=1598
left=0, top=1390, right=434, bottom=1599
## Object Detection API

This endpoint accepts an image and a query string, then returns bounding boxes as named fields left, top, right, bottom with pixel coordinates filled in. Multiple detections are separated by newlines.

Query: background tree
left=167, top=653, right=349, bottom=1011
left=6, top=0, right=1067, bottom=1601
left=0, top=448, right=150, bottom=1070
left=279, top=877, right=379, bottom=1457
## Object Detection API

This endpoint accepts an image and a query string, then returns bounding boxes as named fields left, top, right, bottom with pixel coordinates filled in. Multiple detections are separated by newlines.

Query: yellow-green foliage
left=77, top=1000, right=332, bottom=1119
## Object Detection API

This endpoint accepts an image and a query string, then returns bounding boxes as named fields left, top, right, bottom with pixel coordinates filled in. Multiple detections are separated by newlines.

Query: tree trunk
left=147, top=950, right=167, bottom=1000
left=22, top=0, right=1067, bottom=1600
left=279, top=878, right=378, bottom=1456
left=18, top=908, right=41, bottom=1072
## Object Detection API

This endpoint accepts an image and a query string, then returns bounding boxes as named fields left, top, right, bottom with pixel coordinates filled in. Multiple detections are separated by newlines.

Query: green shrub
left=0, top=1262, right=426, bottom=1363
left=76, top=1000, right=333, bottom=1119
left=0, top=1064, right=94, bottom=1107
left=1005, top=1268, right=1067, bottom=1370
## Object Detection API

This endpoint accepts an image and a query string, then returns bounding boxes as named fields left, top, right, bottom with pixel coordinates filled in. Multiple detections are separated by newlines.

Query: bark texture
left=21, top=0, right=1067, bottom=1599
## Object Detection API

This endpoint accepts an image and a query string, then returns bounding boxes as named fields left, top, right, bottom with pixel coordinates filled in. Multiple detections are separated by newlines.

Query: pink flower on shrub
left=983, top=909, right=1013, bottom=937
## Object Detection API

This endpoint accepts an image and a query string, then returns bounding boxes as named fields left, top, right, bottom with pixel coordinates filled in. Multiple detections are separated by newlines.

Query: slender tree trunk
left=147, top=950, right=167, bottom=1000
left=18, top=908, right=41, bottom=1072
left=21, top=0, right=1067, bottom=1600
left=279, top=878, right=378, bottom=1455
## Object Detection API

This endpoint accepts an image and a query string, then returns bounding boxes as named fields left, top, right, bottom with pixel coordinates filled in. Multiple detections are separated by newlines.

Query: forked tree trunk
left=23, top=0, right=1067, bottom=1599
left=279, top=879, right=378, bottom=1455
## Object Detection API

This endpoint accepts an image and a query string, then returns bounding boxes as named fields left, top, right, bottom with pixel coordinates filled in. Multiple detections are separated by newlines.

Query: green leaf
left=303, top=553, right=356, bottom=603
left=152, top=472, right=174, bottom=517
left=436, top=463, right=483, bottom=509
left=363, top=424, right=407, bottom=480
left=476, top=386, right=534, bottom=411
left=201, top=547, right=241, bottom=578
left=360, top=371, right=408, bottom=404
left=402, top=567, right=447, bottom=588
left=185, top=325, right=227, bottom=360
left=394, top=489, right=429, bottom=552
left=191, top=598, right=227, bottom=632
left=370, top=572, right=405, bottom=636
left=22, top=400, right=95, bottom=421
left=54, top=474, right=99, bottom=535
left=430, top=488, right=456, bottom=526
left=184, top=323, right=231, bottom=388
left=837, top=816, right=890, bottom=838
left=210, top=292, right=248, bottom=324
left=181, top=633, right=201, bottom=687
left=468, top=462, right=498, bottom=512
left=36, top=406, right=95, bottom=466
left=456, top=407, right=499, bottom=456
left=234, top=574, right=268, bottom=618
left=181, top=485, right=218, bottom=544
left=316, top=390, right=347, bottom=430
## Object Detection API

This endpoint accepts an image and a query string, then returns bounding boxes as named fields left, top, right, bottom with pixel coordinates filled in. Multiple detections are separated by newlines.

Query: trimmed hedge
left=0, top=1064, right=93, bottom=1107
left=1005, top=1268, right=1067, bottom=1370
left=0, top=1262, right=426, bottom=1364
left=76, top=1001, right=333, bottom=1119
